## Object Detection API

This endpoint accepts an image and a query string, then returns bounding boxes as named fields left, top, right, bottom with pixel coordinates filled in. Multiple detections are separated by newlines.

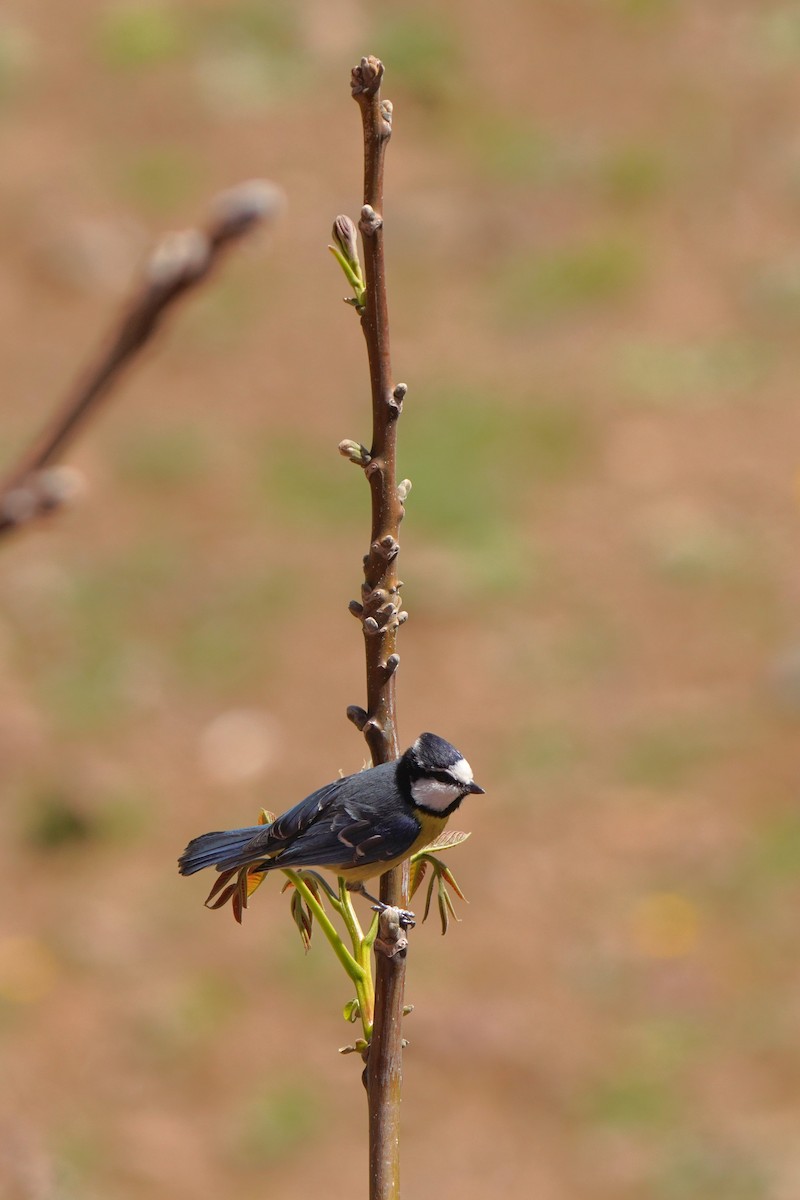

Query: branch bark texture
left=349, top=55, right=408, bottom=1200
left=0, top=180, right=283, bottom=540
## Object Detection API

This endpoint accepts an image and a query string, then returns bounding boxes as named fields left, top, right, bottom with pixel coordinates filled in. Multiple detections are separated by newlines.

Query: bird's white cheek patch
left=411, top=779, right=462, bottom=812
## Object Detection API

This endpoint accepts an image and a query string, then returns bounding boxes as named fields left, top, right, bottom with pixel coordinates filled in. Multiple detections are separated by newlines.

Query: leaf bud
left=338, top=439, right=371, bottom=466
left=331, top=215, right=360, bottom=270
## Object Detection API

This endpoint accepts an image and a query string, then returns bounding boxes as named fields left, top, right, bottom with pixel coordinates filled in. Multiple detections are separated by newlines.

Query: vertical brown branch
left=349, top=55, right=407, bottom=1200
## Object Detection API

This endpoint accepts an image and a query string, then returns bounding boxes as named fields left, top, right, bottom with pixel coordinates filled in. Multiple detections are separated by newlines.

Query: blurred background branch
left=0, top=180, right=283, bottom=539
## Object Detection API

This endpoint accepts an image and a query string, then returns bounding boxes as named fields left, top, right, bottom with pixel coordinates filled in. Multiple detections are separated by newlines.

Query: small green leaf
left=417, top=829, right=471, bottom=853
left=343, top=998, right=360, bottom=1024
left=411, top=852, right=469, bottom=933
left=294, top=868, right=338, bottom=904
left=289, top=888, right=313, bottom=951
left=327, top=242, right=366, bottom=308
left=422, top=872, right=436, bottom=925
left=301, top=873, right=321, bottom=901
left=438, top=877, right=459, bottom=935
left=440, top=865, right=467, bottom=902
left=437, top=883, right=450, bottom=935
left=409, top=857, right=428, bottom=899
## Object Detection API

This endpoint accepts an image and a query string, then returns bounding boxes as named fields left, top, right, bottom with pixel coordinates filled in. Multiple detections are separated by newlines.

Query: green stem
left=339, top=881, right=378, bottom=1036
left=338, top=877, right=365, bottom=948
left=328, top=245, right=366, bottom=304
left=282, top=870, right=365, bottom=987
left=284, top=871, right=376, bottom=1043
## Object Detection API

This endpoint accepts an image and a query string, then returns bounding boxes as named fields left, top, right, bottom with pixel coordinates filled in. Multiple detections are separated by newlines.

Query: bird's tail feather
left=178, top=826, right=264, bottom=876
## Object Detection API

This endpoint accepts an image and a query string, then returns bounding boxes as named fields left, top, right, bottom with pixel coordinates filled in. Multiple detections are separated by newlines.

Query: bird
left=178, top=732, right=484, bottom=924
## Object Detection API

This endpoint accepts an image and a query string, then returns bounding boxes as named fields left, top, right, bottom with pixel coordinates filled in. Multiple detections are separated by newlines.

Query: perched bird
left=178, top=732, right=484, bottom=923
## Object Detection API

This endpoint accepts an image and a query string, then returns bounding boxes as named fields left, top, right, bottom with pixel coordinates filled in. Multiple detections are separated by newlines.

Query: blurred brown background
left=2, top=2, right=800, bottom=1197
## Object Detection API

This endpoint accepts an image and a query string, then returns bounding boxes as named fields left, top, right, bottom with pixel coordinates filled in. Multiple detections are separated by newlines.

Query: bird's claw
left=372, top=902, right=416, bottom=930
left=398, top=909, right=416, bottom=930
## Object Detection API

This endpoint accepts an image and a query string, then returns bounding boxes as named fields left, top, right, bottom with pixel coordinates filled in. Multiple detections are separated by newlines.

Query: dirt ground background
left=1, top=2, right=800, bottom=1197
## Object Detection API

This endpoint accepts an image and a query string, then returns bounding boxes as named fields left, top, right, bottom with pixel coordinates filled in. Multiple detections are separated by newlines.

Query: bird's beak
left=467, top=781, right=485, bottom=795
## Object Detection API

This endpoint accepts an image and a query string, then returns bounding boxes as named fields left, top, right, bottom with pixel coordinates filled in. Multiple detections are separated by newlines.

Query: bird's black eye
left=429, top=770, right=463, bottom=786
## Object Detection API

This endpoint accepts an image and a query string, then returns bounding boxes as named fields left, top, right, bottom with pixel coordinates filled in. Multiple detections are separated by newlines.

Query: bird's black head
left=401, top=732, right=485, bottom=816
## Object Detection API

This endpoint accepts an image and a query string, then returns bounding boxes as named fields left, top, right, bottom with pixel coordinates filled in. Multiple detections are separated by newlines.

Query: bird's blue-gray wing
left=268, top=795, right=421, bottom=871
left=180, top=761, right=418, bottom=878
left=209, top=777, right=347, bottom=870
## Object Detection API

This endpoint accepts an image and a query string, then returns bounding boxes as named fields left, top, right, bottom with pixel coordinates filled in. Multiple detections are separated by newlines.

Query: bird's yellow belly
left=327, top=812, right=450, bottom=884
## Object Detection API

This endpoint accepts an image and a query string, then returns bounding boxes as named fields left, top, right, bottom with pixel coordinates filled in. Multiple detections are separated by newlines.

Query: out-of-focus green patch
left=461, top=528, right=538, bottom=598
left=257, top=436, right=363, bottom=530
left=655, top=1138, right=769, bottom=1200
left=93, top=4, right=188, bottom=69
left=399, top=387, right=592, bottom=601
left=193, top=46, right=283, bottom=113
left=607, top=0, right=679, bottom=20
left=38, top=648, right=129, bottom=733
left=599, top=145, right=668, bottom=208
left=402, top=387, right=593, bottom=545
left=177, top=269, right=262, bottom=347
left=568, top=947, right=638, bottom=1006
left=459, top=115, right=668, bottom=203
left=504, top=723, right=586, bottom=781
left=121, top=536, right=189, bottom=598
left=0, top=19, right=35, bottom=106
left=95, top=787, right=152, bottom=844
left=179, top=973, right=243, bottom=1039
left=195, top=0, right=300, bottom=55
left=114, top=146, right=203, bottom=215
left=640, top=510, right=752, bottom=585
left=559, top=615, right=624, bottom=682
left=734, top=811, right=800, bottom=894
left=22, top=788, right=95, bottom=850
left=754, top=811, right=800, bottom=880
left=745, top=257, right=800, bottom=323
left=32, top=571, right=128, bottom=730
left=233, top=1081, right=323, bottom=1166
left=175, top=612, right=255, bottom=692
left=620, top=719, right=717, bottom=790
left=614, top=338, right=770, bottom=407
left=53, top=1123, right=109, bottom=1194
left=113, top=425, right=209, bottom=490
left=496, top=237, right=645, bottom=322
left=582, top=1068, right=678, bottom=1129
left=143, top=971, right=244, bottom=1052
left=458, top=111, right=561, bottom=184
left=372, top=12, right=462, bottom=107
left=273, top=921, right=343, bottom=992
left=521, top=403, right=595, bottom=484
left=172, top=573, right=290, bottom=694
left=628, top=1016, right=707, bottom=1076
left=192, top=0, right=306, bottom=112
left=66, top=543, right=184, bottom=627
left=402, top=396, right=505, bottom=545
left=28, top=547, right=183, bottom=731
left=753, top=5, right=800, bottom=66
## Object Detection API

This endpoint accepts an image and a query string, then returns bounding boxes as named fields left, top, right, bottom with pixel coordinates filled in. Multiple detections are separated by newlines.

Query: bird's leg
left=348, top=881, right=416, bottom=930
